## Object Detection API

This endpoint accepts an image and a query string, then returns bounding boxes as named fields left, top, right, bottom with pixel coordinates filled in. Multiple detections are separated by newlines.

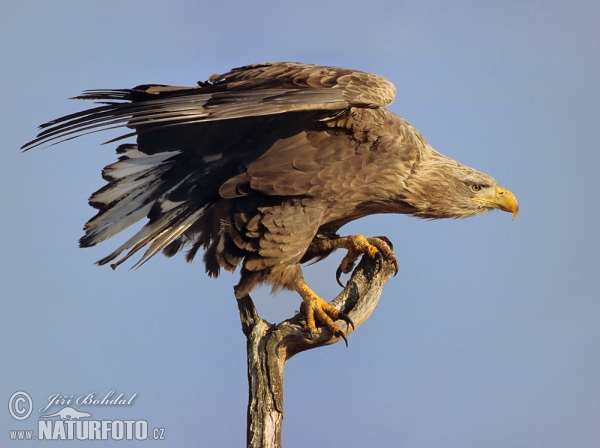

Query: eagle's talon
left=375, top=235, right=394, bottom=251
left=337, top=310, right=355, bottom=332
left=337, top=329, right=349, bottom=348
left=335, top=249, right=360, bottom=287
left=298, top=284, right=355, bottom=346
left=336, top=266, right=344, bottom=288
left=368, top=236, right=399, bottom=276
left=306, top=327, right=316, bottom=343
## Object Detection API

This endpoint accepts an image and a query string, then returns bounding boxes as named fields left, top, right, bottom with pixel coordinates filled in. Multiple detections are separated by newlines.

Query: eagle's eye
left=470, top=185, right=482, bottom=193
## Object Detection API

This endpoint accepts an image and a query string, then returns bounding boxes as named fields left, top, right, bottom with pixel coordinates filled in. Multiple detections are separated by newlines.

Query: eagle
left=22, top=62, right=518, bottom=343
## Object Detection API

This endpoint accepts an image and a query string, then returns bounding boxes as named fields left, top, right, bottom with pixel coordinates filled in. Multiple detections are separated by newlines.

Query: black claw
left=336, top=266, right=344, bottom=288
left=374, top=235, right=394, bottom=250
left=374, top=251, right=384, bottom=273
left=337, top=330, right=349, bottom=348
left=338, top=311, right=355, bottom=332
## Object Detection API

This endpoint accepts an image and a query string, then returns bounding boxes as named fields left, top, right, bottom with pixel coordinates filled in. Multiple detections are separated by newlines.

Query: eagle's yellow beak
left=472, top=186, right=519, bottom=220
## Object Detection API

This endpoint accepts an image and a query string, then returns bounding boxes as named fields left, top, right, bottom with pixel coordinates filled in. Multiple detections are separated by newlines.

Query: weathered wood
left=237, top=295, right=284, bottom=448
left=236, top=255, right=397, bottom=448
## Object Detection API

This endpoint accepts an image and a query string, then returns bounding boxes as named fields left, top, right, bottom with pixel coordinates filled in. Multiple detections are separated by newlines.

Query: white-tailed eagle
left=22, top=62, right=518, bottom=343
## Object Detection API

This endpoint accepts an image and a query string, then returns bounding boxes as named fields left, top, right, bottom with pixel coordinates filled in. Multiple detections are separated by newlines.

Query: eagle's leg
left=332, top=235, right=398, bottom=287
left=295, top=281, right=354, bottom=346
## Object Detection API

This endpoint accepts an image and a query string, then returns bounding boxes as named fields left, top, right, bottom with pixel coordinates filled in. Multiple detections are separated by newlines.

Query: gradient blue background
left=2, top=1, right=599, bottom=446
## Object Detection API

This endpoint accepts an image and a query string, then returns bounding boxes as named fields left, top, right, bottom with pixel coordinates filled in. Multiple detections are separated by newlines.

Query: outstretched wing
left=21, top=62, right=397, bottom=269
left=21, top=62, right=395, bottom=151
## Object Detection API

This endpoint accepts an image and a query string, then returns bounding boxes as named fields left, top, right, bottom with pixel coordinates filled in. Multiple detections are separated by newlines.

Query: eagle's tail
left=80, top=143, right=208, bottom=269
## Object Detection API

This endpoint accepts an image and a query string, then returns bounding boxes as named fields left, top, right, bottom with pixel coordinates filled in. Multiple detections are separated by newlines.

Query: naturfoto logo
left=8, top=390, right=166, bottom=442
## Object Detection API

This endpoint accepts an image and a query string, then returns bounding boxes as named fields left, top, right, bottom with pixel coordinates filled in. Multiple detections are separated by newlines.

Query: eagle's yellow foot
left=333, top=235, right=399, bottom=287
left=297, top=283, right=355, bottom=347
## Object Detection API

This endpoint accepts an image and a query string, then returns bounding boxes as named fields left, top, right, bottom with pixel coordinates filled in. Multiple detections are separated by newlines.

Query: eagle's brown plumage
left=22, top=62, right=518, bottom=341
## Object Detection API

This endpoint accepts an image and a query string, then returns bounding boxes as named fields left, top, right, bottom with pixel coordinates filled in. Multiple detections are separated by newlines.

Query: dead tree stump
left=236, top=255, right=397, bottom=448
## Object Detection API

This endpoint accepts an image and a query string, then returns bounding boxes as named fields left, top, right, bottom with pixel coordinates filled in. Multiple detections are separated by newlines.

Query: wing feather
left=21, top=62, right=395, bottom=151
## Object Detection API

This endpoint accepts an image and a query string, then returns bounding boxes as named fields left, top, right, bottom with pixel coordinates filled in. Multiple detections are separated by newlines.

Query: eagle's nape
left=22, top=62, right=519, bottom=345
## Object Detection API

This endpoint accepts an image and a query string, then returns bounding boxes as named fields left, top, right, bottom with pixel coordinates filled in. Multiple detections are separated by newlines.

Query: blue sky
left=1, top=1, right=599, bottom=446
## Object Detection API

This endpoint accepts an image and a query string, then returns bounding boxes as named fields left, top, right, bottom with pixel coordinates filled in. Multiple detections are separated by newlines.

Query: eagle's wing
left=21, top=62, right=397, bottom=270
left=21, top=62, right=395, bottom=150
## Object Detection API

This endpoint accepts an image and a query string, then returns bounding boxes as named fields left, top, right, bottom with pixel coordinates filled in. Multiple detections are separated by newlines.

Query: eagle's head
left=404, top=152, right=519, bottom=220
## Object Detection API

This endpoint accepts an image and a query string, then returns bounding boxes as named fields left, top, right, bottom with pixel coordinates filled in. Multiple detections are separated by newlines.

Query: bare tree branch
left=236, top=254, right=397, bottom=448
